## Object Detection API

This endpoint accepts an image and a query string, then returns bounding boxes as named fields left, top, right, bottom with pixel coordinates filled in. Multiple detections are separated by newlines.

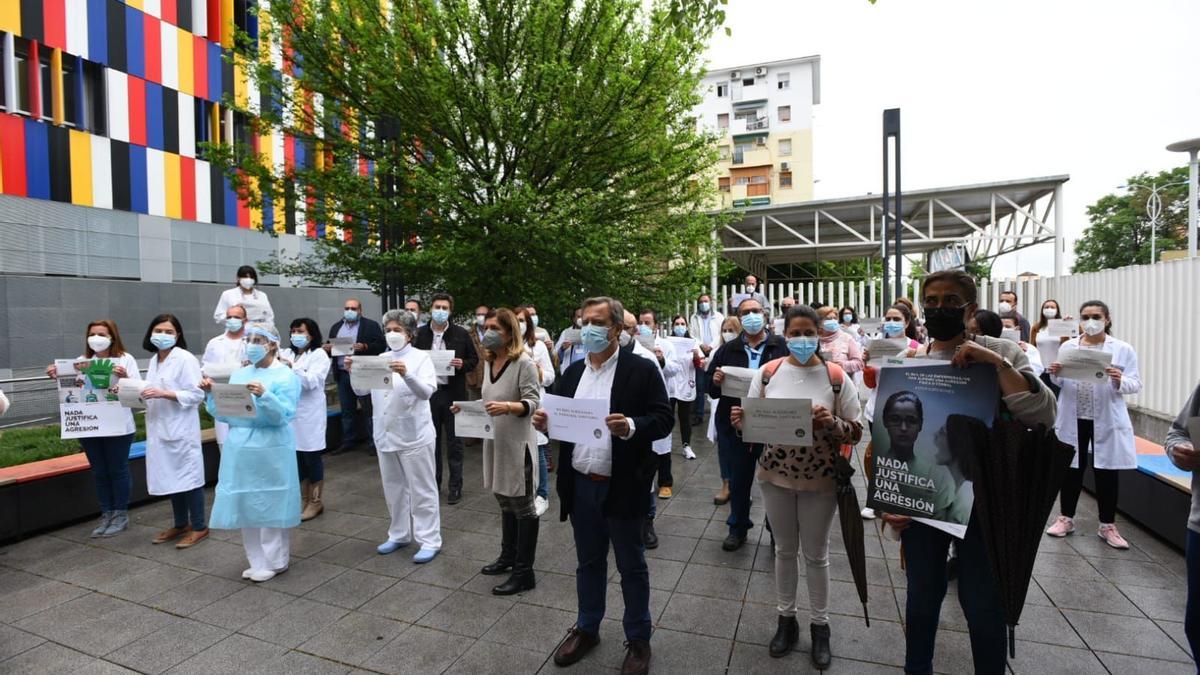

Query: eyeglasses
left=1080, top=314, right=1104, bottom=321
left=343, top=306, right=359, bottom=311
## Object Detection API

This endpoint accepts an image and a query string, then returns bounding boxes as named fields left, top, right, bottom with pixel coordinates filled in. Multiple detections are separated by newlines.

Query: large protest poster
left=866, top=359, right=997, bottom=537
left=57, top=358, right=128, bottom=439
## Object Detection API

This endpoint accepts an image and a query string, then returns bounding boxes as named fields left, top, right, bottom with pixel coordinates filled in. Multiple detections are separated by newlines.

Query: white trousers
left=759, top=480, right=837, bottom=624
left=378, top=443, right=442, bottom=549
left=242, top=527, right=291, bottom=572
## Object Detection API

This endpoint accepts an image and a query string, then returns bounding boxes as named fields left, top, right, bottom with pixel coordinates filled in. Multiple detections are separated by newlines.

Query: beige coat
left=481, top=353, right=542, bottom=497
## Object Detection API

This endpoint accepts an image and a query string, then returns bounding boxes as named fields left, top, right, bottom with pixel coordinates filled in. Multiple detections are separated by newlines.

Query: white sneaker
left=860, top=507, right=876, bottom=520
left=249, top=566, right=288, bottom=583
left=242, top=568, right=254, bottom=580
left=682, top=445, right=696, bottom=460
left=534, top=495, right=549, bottom=517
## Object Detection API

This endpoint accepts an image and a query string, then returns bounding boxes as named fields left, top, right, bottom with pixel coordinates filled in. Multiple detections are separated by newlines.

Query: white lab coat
left=76, top=352, right=142, bottom=435
left=202, top=333, right=247, bottom=445
left=1021, top=342, right=1044, bottom=377
left=358, top=346, right=438, bottom=453
left=213, top=287, right=274, bottom=326
left=144, top=348, right=206, bottom=495
left=525, top=341, right=556, bottom=446
left=689, top=312, right=725, bottom=353
left=280, top=347, right=331, bottom=452
left=1050, top=336, right=1143, bottom=470
left=632, top=338, right=678, bottom=456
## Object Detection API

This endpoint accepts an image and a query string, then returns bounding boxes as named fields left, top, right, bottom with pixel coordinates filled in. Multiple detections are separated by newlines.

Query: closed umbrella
left=832, top=452, right=869, bottom=626
left=947, top=413, right=1074, bottom=657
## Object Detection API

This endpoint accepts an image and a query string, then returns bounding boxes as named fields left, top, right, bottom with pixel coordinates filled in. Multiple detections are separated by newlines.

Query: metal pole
left=1146, top=184, right=1162, bottom=265
left=892, top=111, right=902, bottom=300
left=710, top=227, right=719, bottom=300
left=881, top=115, right=890, bottom=305
left=1053, top=183, right=1064, bottom=277
left=1189, top=150, right=1198, bottom=258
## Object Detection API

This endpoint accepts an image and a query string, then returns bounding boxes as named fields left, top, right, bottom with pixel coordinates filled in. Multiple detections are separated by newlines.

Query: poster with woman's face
left=867, top=360, right=998, bottom=536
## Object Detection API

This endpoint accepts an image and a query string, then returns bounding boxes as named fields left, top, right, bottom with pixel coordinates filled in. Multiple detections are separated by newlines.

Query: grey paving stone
left=305, top=569, right=397, bottom=609
left=827, top=580, right=897, bottom=623
left=1007, top=640, right=1108, bottom=674
left=646, top=557, right=687, bottom=591
left=645, top=627, right=732, bottom=675
left=241, top=597, right=349, bottom=648
left=0, top=576, right=91, bottom=623
left=265, top=650, right=352, bottom=674
left=729, top=638, right=897, bottom=674
left=106, top=618, right=231, bottom=674
left=658, top=592, right=743, bottom=639
left=361, top=625, right=474, bottom=675
left=495, top=571, right=579, bottom=613
left=930, top=628, right=977, bottom=674
left=479, top=602, right=576, bottom=653
left=416, top=589, right=515, bottom=637
left=1156, top=619, right=1191, bottom=655
left=653, top=514, right=709, bottom=539
left=311, top=537, right=380, bottom=568
left=674, top=562, right=751, bottom=600
left=0, top=623, right=45, bottom=661
left=354, top=548, right=422, bottom=578
left=301, top=510, right=389, bottom=540
left=143, top=573, right=246, bottom=617
left=1120, top=583, right=1189, bottom=621
left=296, top=610, right=407, bottom=666
left=824, top=614, right=905, bottom=668
left=288, top=529, right=346, bottom=559
left=689, top=538, right=759, bottom=570
left=444, top=636, right=549, bottom=675
left=605, top=584, right=672, bottom=625
left=1062, top=609, right=1190, bottom=661
left=360, top=579, right=453, bottom=623
left=1040, top=577, right=1142, bottom=616
left=733, top=601, right=783, bottom=647
left=169, top=538, right=255, bottom=578
left=164, top=634, right=287, bottom=674
left=404, top=553, right=483, bottom=589
left=189, top=585, right=295, bottom=631
left=0, top=535, right=85, bottom=571
left=1031, top=551, right=1106, bottom=581
left=438, top=528, right=504, bottom=563
left=1090, top=557, right=1181, bottom=590
left=97, top=561, right=204, bottom=603
left=0, top=642, right=138, bottom=674
left=15, top=592, right=176, bottom=657
left=259, top=558, right=349, bottom=596
left=1095, top=651, right=1196, bottom=675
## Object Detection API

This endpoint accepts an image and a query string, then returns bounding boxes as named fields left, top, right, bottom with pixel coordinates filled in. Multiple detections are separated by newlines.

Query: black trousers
left=430, top=388, right=464, bottom=491
left=674, top=398, right=692, bottom=446
left=1058, top=418, right=1120, bottom=523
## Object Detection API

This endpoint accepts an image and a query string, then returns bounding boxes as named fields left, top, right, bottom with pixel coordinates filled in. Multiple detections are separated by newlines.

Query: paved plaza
left=0, top=431, right=1194, bottom=674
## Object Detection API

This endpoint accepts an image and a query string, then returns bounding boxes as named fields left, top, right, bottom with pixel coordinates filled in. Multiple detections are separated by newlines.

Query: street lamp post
left=1166, top=138, right=1200, bottom=258
left=1118, top=180, right=1189, bottom=264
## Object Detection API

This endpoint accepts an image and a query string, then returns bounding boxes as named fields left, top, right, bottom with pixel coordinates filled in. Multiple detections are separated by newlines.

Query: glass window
left=716, top=83, right=727, bottom=98
left=778, top=105, right=791, bottom=122
left=780, top=171, right=793, bottom=188
left=62, top=58, right=78, bottom=127
left=718, top=177, right=730, bottom=192
left=718, top=145, right=730, bottom=160
left=0, top=33, right=6, bottom=111
left=735, top=176, right=750, bottom=185
left=13, top=38, right=30, bottom=115
left=717, top=113, right=728, bottom=129
left=742, top=77, right=754, bottom=86
left=749, top=175, right=767, bottom=184
left=82, top=61, right=107, bottom=135
left=39, top=57, right=52, bottom=121
left=777, top=72, right=790, bottom=90
left=778, top=139, right=792, bottom=156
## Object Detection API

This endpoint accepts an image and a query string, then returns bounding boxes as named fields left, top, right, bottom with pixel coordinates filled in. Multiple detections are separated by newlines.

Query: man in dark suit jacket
left=534, top=297, right=673, bottom=675
left=324, top=298, right=387, bottom=453
left=414, top=292, right=479, bottom=504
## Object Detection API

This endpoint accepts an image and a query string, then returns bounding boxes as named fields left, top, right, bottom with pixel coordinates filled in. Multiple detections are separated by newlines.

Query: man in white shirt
left=202, top=304, right=248, bottom=447
left=535, top=297, right=674, bottom=675
left=688, top=293, right=724, bottom=426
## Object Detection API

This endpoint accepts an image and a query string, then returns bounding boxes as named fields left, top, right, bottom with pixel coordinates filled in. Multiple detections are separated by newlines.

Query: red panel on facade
left=161, top=0, right=177, bottom=26
left=180, top=156, right=196, bottom=220
left=144, top=14, right=162, bottom=85
left=43, top=1, right=68, bottom=50
left=207, top=0, right=221, bottom=43
left=29, top=41, right=42, bottom=121
left=193, top=35, right=208, bottom=100
left=0, top=114, right=28, bottom=197
left=283, top=133, right=295, bottom=171
left=127, top=77, right=148, bottom=146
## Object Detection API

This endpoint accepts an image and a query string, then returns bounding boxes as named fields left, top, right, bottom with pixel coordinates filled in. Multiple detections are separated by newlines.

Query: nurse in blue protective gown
left=202, top=322, right=303, bottom=583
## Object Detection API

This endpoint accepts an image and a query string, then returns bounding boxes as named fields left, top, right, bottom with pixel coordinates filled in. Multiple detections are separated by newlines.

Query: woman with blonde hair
left=709, top=315, right=743, bottom=504
left=456, top=308, right=542, bottom=595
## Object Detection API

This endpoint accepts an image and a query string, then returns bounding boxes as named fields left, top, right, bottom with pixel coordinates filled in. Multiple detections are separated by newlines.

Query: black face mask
left=923, top=306, right=967, bottom=341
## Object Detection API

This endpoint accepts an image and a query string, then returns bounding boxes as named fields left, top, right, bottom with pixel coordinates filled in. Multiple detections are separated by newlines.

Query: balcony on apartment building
left=731, top=81, right=769, bottom=104
left=728, top=116, right=769, bottom=137
left=727, top=183, right=771, bottom=207
left=730, top=146, right=772, bottom=167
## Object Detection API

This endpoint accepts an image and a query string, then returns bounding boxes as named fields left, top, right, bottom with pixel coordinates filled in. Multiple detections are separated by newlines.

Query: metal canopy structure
left=719, top=175, right=1069, bottom=281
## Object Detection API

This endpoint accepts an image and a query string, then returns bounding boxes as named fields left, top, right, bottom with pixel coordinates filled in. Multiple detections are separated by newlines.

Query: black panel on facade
left=46, top=125, right=72, bottom=203
left=210, top=161, right=226, bottom=225
left=162, top=87, right=179, bottom=154
left=109, top=139, right=132, bottom=211
left=20, top=0, right=44, bottom=44
left=106, top=0, right=127, bottom=72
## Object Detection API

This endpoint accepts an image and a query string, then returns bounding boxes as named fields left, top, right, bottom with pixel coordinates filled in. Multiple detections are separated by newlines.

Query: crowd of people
left=31, top=264, right=1200, bottom=675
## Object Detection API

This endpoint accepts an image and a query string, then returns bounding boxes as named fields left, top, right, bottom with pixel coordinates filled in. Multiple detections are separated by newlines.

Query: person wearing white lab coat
left=668, top=314, right=702, bottom=461
left=140, top=314, right=209, bottom=549
left=518, top=307, right=556, bottom=518
left=689, top=293, right=725, bottom=426
left=202, top=304, right=248, bottom=447
left=48, top=319, right=142, bottom=538
left=1045, top=300, right=1142, bottom=550
left=280, top=317, right=332, bottom=521
left=212, top=265, right=274, bottom=326
left=1000, top=313, right=1044, bottom=377
left=349, top=309, right=442, bottom=564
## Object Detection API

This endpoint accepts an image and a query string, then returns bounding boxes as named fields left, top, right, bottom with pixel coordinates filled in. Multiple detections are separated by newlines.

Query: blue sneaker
left=377, top=540, right=410, bottom=555
left=413, top=547, right=440, bottom=564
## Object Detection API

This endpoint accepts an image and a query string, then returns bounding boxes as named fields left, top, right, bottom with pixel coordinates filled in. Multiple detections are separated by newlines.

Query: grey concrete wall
left=1130, top=405, right=1175, bottom=446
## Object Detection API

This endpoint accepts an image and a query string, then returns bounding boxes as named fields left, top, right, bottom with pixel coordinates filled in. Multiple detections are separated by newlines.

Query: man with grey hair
left=535, top=296, right=674, bottom=675
left=325, top=298, right=387, bottom=454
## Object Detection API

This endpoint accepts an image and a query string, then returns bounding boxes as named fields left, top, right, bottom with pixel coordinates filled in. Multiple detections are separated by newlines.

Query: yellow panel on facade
left=0, top=2, right=19, bottom=35
left=210, top=102, right=221, bottom=146
left=69, top=130, right=94, bottom=206
left=247, top=176, right=263, bottom=231
left=177, top=27, right=194, bottom=95
left=221, top=0, right=235, bottom=49
left=233, top=53, right=249, bottom=109
left=125, top=0, right=144, bottom=9
left=164, top=152, right=182, bottom=218
left=51, top=49, right=65, bottom=125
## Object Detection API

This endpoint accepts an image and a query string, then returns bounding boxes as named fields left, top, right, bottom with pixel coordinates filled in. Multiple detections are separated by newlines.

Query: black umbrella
left=947, top=413, right=1075, bottom=657
left=832, top=452, right=870, bottom=626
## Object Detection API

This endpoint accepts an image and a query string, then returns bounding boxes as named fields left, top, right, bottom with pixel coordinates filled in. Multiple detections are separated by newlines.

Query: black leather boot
left=810, top=622, right=831, bottom=670
left=493, top=517, right=539, bottom=595
left=768, top=615, right=798, bottom=657
left=642, top=518, right=659, bottom=549
left=481, top=511, right=516, bottom=575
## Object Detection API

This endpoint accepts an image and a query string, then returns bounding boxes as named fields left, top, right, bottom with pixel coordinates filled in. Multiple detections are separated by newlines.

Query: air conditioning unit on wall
left=755, top=66, right=767, bottom=76
left=730, top=70, right=741, bottom=80
left=780, top=162, right=790, bottom=171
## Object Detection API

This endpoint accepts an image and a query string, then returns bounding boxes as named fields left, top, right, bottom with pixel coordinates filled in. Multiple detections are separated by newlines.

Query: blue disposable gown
left=207, top=361, right=303, bottom=529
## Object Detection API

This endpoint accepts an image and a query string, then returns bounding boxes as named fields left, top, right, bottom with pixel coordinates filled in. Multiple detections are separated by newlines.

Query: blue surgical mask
left=638, top=325, right=653, bottom=337
left=673, top=325, right=687, bottom=337
left=740, top=313, right=764, bottom=334
left=290, top=334, right=309, bottom=349
left=842, top=314, right=853, bottom=324
left=150, top=333, right=176, bottom=351
left=343, top=309, right=359, bottom=322
left=432, top=309, right=450, bottom=324
left=225, top=318, right=243, bottom=333
left=787, top=336, right=820, bottom=363
left=246, top=343, right=269, bottom=365
left=699, top=302, right=710, bottom=313
left=580, top=324, right=613, bottom=353
left=530, top=315, right=539, bottom=328
left=821, top=319, right=839, bottom=333
left=883, top=320, right=904, bottom=337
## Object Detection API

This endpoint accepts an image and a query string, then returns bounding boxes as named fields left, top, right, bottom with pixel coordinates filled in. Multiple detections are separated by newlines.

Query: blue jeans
left=570, top=472, right=652, bottom=642
left=716, top=422, right=735, bottom=480
left=693, top=366, right=708, bottom=422
left=536, top=444, right=550, bottom=499
left=1186, top=529, right=1200, bottom=669
left=720, top=430, right=761, bottom=537
left=170, top=487, right=207, bottom=531
left=80, top=433, right=134, bottom=512
left=335, top=370, right=372, bottom=445
left=901, top=517, right=1006, bottom=675
left=297, top=452, right=324, bottom=482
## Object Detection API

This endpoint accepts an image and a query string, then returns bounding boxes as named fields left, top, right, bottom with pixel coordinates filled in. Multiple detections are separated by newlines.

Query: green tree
left=211, top=0, right=730, bottom=331
left=1072, top=166, right=1191, bottom=273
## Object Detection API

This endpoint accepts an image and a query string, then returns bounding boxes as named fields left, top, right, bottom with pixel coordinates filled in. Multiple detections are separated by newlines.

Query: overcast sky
left=703, top=0, right=1200, bottom=277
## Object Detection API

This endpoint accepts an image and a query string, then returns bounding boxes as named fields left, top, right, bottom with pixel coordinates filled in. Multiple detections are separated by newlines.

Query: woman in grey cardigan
left=1166, top=380, right=1200, bottom=666
left=455, top=307, right=542, bottom=595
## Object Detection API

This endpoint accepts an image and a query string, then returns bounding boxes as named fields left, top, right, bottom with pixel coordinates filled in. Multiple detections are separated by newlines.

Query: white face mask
left=386, top=331, right=408, bottom=350
left=475, top=314, right=486, bottom=326
left=87, top=335, right=112, bottom=353
left=721, top=331, right=737, bottom=343
left=518, top=321, right=527, bottom=335
left=1082, top=319, right=1105, bottom=336
left=1042, top=308, right=1057, bottom=319
left=239, top=277, right=255, bottom=290
left=997, top=301, right=1012, bottom=314
left=574, top=317, right=583, bottom=328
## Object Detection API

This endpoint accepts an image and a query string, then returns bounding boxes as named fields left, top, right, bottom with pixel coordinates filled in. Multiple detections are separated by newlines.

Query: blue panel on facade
left=23, top=120, right=51, bottom=201
left=87, top=0, right=109, bottom=65
left=262, top=195, right=274, bottom=230
left=208, top=42, right=222, bottom=104
left=125, top=5, right=145, bottom=79
left=145, top=82, right=164, bottom=150
left=129, top=144, right=148, bottom=214
left=223, top=175, right=238, bottom=226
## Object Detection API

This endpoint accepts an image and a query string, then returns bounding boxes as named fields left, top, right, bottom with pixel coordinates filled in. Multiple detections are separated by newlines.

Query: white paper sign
left=541, top=393, right=611, bottom=446
left=635, top=334, right=657, bottom=351
left=666, top=336, right=698, bottom=361
left=330, top=337, right=355, bottom=357
left=349, top=355, right=394, bottom=390
left=1000, top=328, right=1021, bottom=343
left=211, top=383, right=257, bottom=418
left=1057, top=348, right=1113, bottom=383
left=54, top=359, right=81, bottom=377
left=718, top=366, right=756, bottom=399
left=429, top=350, right=456, bottom=376
left=1047, top=320, right=1079, bottom=339
left=116, top=378, right=147, bottom=409
left=59, top=399, right=128, bottom=438
left=859, top=318, right=883, bottom=337
left=772, top=318, right=785, bottom=335
left=866, top=338, right=908, bottom=366
left=741, top=397, right=813, bottom=446
left=202, top=361, right=240, bottom=383
left=453, top=400, right=495, bottom=439
left=560, top=328, right=581, bottom=345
